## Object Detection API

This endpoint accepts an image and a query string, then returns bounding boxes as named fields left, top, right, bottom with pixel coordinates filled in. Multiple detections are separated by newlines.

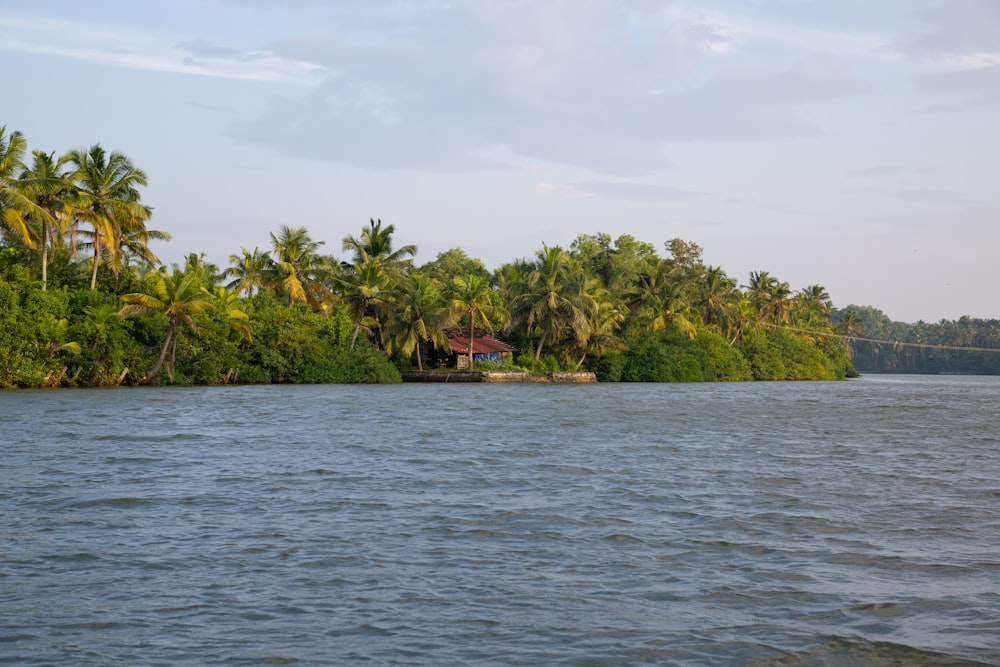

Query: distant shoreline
left=400, top=370, right=597, bottom=383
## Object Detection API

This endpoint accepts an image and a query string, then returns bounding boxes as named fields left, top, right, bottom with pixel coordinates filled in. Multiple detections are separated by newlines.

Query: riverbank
left=401, top=370, right=597, bottom=383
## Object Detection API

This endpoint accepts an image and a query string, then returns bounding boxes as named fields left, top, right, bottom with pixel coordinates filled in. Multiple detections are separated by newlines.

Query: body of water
left=2, top=375, right=999, bottom=665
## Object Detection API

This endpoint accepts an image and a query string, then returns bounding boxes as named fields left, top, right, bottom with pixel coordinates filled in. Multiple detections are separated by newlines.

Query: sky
left=2, top=0, right=998, bottom=323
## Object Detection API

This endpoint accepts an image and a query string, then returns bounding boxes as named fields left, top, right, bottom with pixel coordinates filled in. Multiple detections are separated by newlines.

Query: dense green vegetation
left=835, top=306, right=1000, bottom=375
left=16, top=125, right=996, bottom=388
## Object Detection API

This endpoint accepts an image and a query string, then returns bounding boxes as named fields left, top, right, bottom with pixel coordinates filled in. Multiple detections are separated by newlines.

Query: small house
left=420, top=327, right=515, bottom=369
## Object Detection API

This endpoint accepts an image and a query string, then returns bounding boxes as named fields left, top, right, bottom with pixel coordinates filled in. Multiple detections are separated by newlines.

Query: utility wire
left=761, top=323, right=1000, bottom=353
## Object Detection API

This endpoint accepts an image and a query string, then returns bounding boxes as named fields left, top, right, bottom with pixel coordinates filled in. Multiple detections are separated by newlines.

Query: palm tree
left=225, top=246, right=274, bottom=296
left=572, top=282, right=626, bottom=370
left=73, top=224, right=170, bottom=292
left=80, top=303, right=126, bottom=384
left=342, top=217, right=416, bottom=270
left=339, top=253, right=391, bottom=350
left=747, top=270, right=792, bottom=325
left=177, top=252, right=222, bottom=288
left=0, top=126, right=42, bottom=249
left=695, top=265, right=736, bottom=334
left=17, top=150, right=72, bottom=289
left=119, top=270, right=213, bottom=383
left=66, top=145, right=153, bottom=290
left=382, top=273, right=456, bottom=370
left=629, top=262, right=697, bottom=338
left=447, top=273, right=504, bottom=370
left=836, top=309, right=864, bottom=356
left=509, top=244, right=598, bottom=361
left=207, top=285, right=252, bottom=342
left=493, top=258, right=532, bottom=308
left=794, top=284, right=832, bottom=320
left=268, top=225, right=333, bottom=309
left=728, top=296, right=760, bottom=345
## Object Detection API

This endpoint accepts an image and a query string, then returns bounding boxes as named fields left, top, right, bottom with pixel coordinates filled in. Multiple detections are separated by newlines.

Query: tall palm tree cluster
left=212, top=224, right=855, bottom=375
left=1, top=127, right=165, bottom=292
left=2, top=126, right=860, bottom=384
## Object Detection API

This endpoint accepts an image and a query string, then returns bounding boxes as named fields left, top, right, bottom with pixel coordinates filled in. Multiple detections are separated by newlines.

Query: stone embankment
left=401, top=371, right=597, bottom=383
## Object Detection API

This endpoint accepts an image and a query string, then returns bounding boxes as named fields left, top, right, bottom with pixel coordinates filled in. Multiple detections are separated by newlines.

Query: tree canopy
left=3, top=126, right=994, bottom=387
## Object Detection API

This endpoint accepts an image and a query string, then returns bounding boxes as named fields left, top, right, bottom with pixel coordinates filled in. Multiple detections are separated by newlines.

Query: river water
left=2, top=375, right=998, bottom=665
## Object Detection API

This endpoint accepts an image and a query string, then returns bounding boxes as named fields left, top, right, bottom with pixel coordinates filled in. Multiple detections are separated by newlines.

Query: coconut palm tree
left=342, top=217, right=416, bottom=270
left=695, top=265, right=737, bottom=334
left=629, top=262, right=697, bottom=338
left=747, top=270, right=792, bottom=325
left=207, top=285, right=252, bottom=342
left=339, top=253, right=391, bottom=350
left=447, top=273, right=504, bottom=370
left=794, top=284, right=832, bottom=320
left=17, top=150, right=72, bottom=289
left=225, top=246, right=274, bottom=296
left=508, top=244, right=598, bottom=361
left=836, top=309, right=864, bottom=356
left=177, top=252, right=222, bottom=288
left=0, top=126, right=42, bottom=249
left=382, top=273, right=456, bottom=370
left=66, top=145, right=153, bottom=290
left=572, top=282, right=626, bottom=370
left=728, top=296, right=760, bottom=345
left=119, top=269, right=213, bottom=383
left=73, top=223, right=170, bottom=291
left=268, top=225, right=333, bottom=309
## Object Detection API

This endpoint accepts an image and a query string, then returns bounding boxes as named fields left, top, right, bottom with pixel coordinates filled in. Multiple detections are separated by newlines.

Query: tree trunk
left=534, top=331, right=547, bottom=361
left=467, top=308, right=475, bottom=370
left=41, top=221, right=49, bottom=291
left=350, top=302, right=366, bottom=350
left=90, top=245, right=100, bottom=291
left=146, top=323, right=175, bottom=383
left=167, top=332, right=180, bottom=383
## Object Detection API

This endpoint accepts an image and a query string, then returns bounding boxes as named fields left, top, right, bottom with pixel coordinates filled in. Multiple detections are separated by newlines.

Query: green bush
left=690, top=331, right=752, bottom=381
left=586, top=349, right=626, bottom=382
left=0, top=274, right=81, bottom=388
left=621, top=333, right=704, bottom=382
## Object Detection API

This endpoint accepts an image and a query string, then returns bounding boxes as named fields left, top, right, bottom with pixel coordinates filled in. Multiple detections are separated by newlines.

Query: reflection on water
left=2, top=376, right=999, bottom=665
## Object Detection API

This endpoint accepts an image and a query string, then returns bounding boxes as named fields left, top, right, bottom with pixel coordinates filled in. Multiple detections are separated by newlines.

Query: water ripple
left=2, top=378, right=998, bottom=665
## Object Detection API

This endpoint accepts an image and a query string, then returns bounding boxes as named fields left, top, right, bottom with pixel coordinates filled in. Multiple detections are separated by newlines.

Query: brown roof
left=443, top=327, right=515, bottom=355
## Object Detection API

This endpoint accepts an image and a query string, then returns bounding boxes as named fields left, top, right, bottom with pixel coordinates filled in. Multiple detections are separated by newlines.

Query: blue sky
left=2, top=0, right=998, bottom=322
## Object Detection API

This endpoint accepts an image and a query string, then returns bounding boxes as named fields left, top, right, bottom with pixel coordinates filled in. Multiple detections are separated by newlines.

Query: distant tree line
left=836, top=306, right=1000, bottom=375
left=19, top=124, right=993, bottom=388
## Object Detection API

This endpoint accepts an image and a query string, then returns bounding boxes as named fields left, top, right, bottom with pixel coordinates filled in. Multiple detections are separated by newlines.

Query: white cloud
left=224, top=3, right=872, bottom=174
left=0, top=16, right=324, bottom=84
left=660, top=3, right=890, bottom=60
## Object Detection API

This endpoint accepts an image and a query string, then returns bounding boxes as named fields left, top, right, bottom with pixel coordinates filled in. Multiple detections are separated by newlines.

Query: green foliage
left=5, top=125, right=981, bottom=386
left=172, top=312, right=243, bottom=385
left=469, top=359, right=529, bottom=373
left=0, top=272, right=79, bottom=387
left=586, top=348, right=626, bottom=382
left=238, top=294, right=399, bottom=384
left=241, top=295, right=334, bottom=383
left=66, top=291, right=144, bottom=385
left=419, top=247, right=489, bottom=284
left=620, top=333, right=704, bottom=382
left=570, top=232, right=659, bottom=301
left=311, top=341, right=402, bottom=384
left=515, top=353, right=568, bottom=374
left=843, top=305, right=1000, bottom=375
left=737, top=328, right=845, bottom=380
left=739, top=331, right=786, bottom=380
left=690, top=331, right=753, bottom=381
